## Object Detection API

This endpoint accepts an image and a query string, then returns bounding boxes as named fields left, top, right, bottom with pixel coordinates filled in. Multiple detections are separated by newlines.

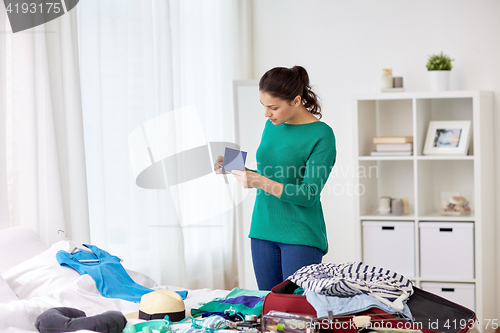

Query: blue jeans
left=251, top=238, right=323, bottom=291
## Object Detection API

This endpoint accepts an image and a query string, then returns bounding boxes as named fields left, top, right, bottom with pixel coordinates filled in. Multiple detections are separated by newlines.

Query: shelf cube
left=362, top=220, right=415, bottom=277
left=419, top=222, right=474, bottom=279
left=421, top=282, right=475, bottom=311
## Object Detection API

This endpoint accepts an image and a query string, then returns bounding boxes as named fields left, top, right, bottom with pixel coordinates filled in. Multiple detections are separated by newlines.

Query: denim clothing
left=251, top=238, right=323, bottom=291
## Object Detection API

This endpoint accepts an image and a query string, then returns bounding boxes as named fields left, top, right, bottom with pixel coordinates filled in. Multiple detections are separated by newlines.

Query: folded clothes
left=201, top=311, right=246, bottom=321
left=306, top=291, right=413, bottom=320
left=35, top=307, right=126, bottom=333
left=190, top=288, right=269, bottom=318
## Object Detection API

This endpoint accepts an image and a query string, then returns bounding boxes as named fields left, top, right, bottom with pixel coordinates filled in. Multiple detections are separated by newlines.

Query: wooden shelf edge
left=352, top=90, right=491, bottom=101
left=418, top=212, right=475, bottom=221
left=418, top=278, right=476, bottom=284
left=360, top=215, right=415, bottom=221
left=357, top=155, right=474, bottom=161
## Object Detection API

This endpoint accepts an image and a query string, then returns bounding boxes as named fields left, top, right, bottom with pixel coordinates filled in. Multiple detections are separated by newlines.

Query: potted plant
left=426, top=52, right=454, bottom=91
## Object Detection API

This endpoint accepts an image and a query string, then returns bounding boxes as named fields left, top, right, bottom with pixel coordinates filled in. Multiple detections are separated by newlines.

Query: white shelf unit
left=352, top=91, right=495, bottom=332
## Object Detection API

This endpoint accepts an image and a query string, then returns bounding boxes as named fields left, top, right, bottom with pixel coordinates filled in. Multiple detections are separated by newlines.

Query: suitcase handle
left=439, top=228, right=453, bottom=232
left=441, top=288, right=455, bottom=292
left=382, top=226, right=395, bottom=230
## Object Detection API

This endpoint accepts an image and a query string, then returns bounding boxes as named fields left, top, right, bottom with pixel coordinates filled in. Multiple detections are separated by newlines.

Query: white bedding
left=0, top=227, right=230, bottom=333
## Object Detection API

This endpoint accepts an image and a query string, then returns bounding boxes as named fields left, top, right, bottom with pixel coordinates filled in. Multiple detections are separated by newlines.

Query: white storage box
left=419, top=222, right=474, bottom=279
left=421, top=282, right=475, bottom=311
left=362, top=221, right=414, bottom=277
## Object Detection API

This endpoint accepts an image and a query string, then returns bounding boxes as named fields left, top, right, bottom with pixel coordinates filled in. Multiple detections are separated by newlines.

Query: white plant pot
left=428, top=70, right=451, bottom=91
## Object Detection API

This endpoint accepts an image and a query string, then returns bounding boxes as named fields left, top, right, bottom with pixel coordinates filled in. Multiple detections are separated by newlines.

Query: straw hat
left=125, top=290, right=185, bottom=322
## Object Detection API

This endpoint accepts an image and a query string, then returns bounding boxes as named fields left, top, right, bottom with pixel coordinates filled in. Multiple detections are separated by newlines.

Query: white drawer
left=362, top=221, right=414, bottom=277
left=419, top=222, right=474, bottom=279
left=421, top=282, right=475, bottom=311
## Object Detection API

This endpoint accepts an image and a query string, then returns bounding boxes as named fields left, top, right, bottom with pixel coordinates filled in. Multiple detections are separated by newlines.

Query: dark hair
left=259, top=66, right=322, bottom=119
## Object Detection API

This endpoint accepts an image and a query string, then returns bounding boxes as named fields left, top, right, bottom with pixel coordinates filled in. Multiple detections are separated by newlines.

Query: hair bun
left=259, top=66, right=322, bottom=119
left=292, top=66, right=309, bottom=85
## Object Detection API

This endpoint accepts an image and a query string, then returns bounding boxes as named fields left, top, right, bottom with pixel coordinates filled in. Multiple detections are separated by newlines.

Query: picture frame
left=423, top=120, right=471, bottom=155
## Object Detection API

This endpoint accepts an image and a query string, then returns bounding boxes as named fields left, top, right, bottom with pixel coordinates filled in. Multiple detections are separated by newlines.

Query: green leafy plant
left=426, top=52, right=454, bottom=71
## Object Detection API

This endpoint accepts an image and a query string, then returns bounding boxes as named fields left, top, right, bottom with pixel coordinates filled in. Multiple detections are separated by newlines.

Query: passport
left=222, top=147, right=247, bottom=172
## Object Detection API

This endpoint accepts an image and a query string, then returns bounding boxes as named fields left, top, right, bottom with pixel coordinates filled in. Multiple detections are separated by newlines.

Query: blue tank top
left=56, top=244, right=154, bottom=303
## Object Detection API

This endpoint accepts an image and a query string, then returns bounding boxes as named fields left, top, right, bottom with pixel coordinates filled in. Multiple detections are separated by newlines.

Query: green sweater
left=248, top=119, right=336, bottom=254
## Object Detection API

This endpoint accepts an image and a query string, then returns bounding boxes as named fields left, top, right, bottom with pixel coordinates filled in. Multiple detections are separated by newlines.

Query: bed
left=0, top=227, right=231, bottom=333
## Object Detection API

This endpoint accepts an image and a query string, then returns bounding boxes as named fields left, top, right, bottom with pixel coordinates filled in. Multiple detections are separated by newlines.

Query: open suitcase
left=262, top=280, right=476, bottom=333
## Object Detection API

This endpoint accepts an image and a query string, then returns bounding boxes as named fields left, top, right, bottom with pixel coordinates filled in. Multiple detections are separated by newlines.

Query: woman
left=215, top=66, right=336, bottom=290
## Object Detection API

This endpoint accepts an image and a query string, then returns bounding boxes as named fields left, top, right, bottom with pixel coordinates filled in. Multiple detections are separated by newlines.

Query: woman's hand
left=214, top=155, right=229, bottom=174
left=231, top=169, right=261, bottom=189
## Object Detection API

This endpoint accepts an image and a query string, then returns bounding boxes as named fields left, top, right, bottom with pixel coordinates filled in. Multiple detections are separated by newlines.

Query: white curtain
left=0, top=6, right=90, bottom=246
left=77, top=0, right=252, bottom=289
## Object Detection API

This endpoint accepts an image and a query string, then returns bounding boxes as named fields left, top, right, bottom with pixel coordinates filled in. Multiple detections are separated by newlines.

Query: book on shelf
left=375, top=143, right=413, bottom=152
left=373, top=136, right=413, bottom=144
left=370, top=151, right=413, bottom=156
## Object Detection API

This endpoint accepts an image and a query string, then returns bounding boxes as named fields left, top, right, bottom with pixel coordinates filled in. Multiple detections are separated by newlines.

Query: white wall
left=251, top=0, right=499, bottom=315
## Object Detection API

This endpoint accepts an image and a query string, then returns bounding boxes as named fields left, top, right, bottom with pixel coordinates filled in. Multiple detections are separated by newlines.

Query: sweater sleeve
left=278, top=129, right=336, bottom=207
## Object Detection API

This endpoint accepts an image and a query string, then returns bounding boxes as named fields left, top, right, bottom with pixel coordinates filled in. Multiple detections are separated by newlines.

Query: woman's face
left=260, top=91, right=300, bottom=125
